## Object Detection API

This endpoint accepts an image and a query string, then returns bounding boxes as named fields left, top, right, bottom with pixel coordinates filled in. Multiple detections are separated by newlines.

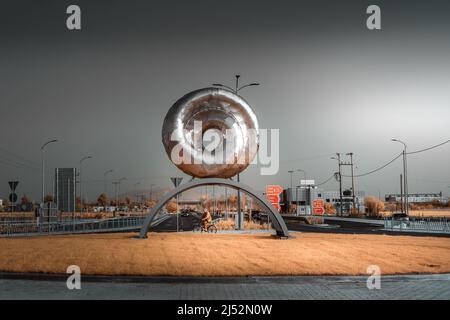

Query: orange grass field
left=0, top=232, right=449, bottom=276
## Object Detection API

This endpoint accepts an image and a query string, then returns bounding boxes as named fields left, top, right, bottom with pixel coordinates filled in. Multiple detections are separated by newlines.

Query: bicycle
left=193, top=222, right=217, bottom=233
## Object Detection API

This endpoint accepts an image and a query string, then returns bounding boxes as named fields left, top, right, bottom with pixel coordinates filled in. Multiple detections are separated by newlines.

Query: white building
left=385, top=192, right=444, bottom=203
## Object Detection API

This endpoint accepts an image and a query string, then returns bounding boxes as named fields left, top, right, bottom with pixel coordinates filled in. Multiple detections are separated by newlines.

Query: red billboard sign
left=313, top=199, right=325, bottom=209
left=265, top=185, right=283, bottom=212
left=312, top=198, right=325, bottom=215
left=312, top=207, right=325, bottom=215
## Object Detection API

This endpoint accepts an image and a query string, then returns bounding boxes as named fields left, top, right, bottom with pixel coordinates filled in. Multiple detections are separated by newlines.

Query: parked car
left=392, top=212, right=409, bottom=221
left=392, top=212, right=410, bottom=227
left=180, top=209, right=191, bottom=217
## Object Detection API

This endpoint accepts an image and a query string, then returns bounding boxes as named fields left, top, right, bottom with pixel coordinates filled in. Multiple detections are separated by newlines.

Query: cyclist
left=201, top=209, right=212, bottom=232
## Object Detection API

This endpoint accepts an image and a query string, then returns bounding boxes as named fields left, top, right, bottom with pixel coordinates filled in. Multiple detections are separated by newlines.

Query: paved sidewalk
left=1, top=274, right=449, bottom=300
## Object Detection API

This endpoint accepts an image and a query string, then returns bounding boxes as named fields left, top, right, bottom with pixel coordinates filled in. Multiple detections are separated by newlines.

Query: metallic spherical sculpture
left=162, top=87, right=259, bottom=179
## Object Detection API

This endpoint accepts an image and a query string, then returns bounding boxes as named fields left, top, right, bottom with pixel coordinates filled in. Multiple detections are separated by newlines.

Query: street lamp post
left=149, top=183, right=155, bottom=202
left=41, top=139, right=58, bottom=205
left=392, top=139, right=409, bottom=215
left=134, top=182, right=141, bottom=203
left=288, top=170, right=294, bottom=212
left=112, top=177, right=126, bottom=216
left=103, top=169, right=114, bottom=195
left=297, top=169, right=307, bottom=214
left=212, top=75, right=260, bottom=230
left=79, top=156, right=93, bottom=213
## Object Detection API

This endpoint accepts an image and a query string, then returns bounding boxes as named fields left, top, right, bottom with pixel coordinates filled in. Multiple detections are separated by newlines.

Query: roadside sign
left=265, top=185, right=283, bottom=212
left=313, top=199, right=325, bottom=208
left=300, top=179, right=315, bottom=186
left=9, top=193, right=18, bottom=203
left=313, top=207, right=325, bottom=215
left=8, top=181, right=19, bottom=191
left=170, top=177, right=183, bottom=187
left=312, top=198, right=325, bottom=215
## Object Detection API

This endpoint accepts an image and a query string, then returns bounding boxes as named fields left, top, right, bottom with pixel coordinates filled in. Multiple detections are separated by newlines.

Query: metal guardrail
left=384, top=217, right=450, bottom=233
left=0, top=213, right=169, bottom=237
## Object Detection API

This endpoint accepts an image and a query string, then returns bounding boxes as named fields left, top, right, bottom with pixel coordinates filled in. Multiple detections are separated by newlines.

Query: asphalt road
left=152, top=214, right=200, bottom=232
left=153, top=213, right=223, bottom=232
left=284, top=217, right=450, bottom=237
left=153, top=214, right=450, bottom=237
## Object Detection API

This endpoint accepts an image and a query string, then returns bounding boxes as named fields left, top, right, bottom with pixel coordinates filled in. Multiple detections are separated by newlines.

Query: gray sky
left=1, top=0, right=449, bottom=202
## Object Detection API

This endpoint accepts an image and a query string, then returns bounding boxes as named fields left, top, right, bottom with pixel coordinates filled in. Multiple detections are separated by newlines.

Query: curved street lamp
left=392, top=138, right=409, bottom=215
left=79, top=156, right=93, bottom=212
left=41, top=139, right=58, bottom=204
left=212, top=75, right=260, bottom=230
left=103, top=169, right=114, bottom=195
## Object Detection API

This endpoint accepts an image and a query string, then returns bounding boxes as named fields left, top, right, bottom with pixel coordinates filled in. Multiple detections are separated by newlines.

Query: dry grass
left=0, top=232, right=449, bottom=276
left=215, top=219, right=270, bottom=230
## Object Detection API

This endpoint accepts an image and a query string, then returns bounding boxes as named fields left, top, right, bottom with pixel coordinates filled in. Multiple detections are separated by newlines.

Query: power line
left=342, top=153, right=403, bottom=178
left=283, top=153, right=336, bottom=163
left=410, top=178, right=450, bottom=184
left=407, top=139, right=450, bottom=155
left=316, top=174, right=336, bottom=186
left=0, top=157, right=40, bottom=171
left=0, top=147, right=41, bottom=168
left=339, top=139, right=450, bottom=178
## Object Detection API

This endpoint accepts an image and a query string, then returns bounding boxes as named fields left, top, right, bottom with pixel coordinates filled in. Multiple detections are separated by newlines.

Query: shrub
left=305, top=216, right=324, bottom=225
left=44, top=194, right=54, bottom=203
left=214, top=218, right=270, bottom=230
left=324, top=203, right=336, bottom=214
left=97, top=193, right=109, bottom=206
left=165, top=201, right=177, bottom=213
left=364, top=196, right=385, bottom=217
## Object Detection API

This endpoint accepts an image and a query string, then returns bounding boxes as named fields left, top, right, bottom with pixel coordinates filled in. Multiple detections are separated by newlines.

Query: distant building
left=54, top=168, right=76, bottom=212
left=281, top=187, right=365, bottom=214
left=385, top=192, right=444, bottom=203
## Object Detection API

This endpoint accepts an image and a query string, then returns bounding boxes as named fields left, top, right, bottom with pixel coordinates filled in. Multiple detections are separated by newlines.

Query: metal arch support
left=138, top=178, right=289, bottom=238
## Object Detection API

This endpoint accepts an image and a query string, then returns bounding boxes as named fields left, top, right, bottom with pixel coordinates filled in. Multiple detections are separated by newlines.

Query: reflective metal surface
left=162, top=87, right=259, bottom=178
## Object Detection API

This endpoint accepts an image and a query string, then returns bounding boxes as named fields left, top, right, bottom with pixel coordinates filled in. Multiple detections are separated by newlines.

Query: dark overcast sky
left=1, top=0, right=449, bottom=201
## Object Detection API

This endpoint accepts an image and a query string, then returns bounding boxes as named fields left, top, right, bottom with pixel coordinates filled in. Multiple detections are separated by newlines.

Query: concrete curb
left=1, top=271, right=449, bottom=284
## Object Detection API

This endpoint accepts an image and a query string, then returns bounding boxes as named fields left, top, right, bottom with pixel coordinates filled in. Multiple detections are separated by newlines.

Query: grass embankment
left=0, top=232, right=449, bottom=276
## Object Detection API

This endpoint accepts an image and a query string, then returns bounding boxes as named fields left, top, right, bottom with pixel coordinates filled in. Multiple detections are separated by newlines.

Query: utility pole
left=331, top=154, right=343, bottom=216
left=332, top=153, right=355, bottom=215
left=338, top=154, right=343, bottom=216
left=347, top=153, right=356, bottom=212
